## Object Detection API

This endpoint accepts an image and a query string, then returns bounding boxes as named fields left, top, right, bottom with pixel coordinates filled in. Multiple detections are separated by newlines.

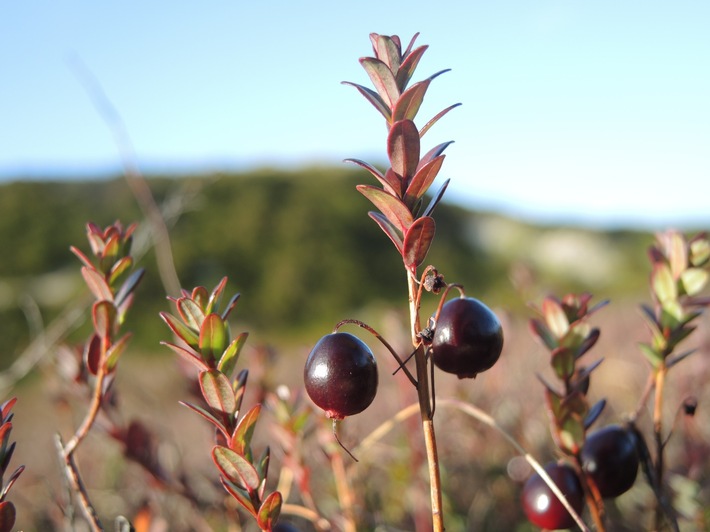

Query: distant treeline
left=0, top=167, right=653, bottom=365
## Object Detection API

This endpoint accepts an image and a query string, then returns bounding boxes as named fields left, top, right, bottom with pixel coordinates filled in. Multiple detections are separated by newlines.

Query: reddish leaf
left=542, top=297, right=569, bottom=338
left=70, top=245, right=94, bottom=269
left=360, top=57, right=399, bottom=109
left=373, top=34, right=401, bottom=74
left=0, top=399, right=16, bottom=424
left=341, top=81, right=391, bottom=122
left=84, top=333, right=102, bottom=376
left=418, top=141, right=454, bottom=171
left=257, top=491, right=283, bottom=532
left=220, top=292, right=241, bottom=321
left=108, top=256, right=133, bottom=287
left=422, top=179, right=450, bottom=218
left=403, top=216, right=436, bottom=269
left=161, top=341, right=206, bottom=371
left=404, top=155, right=445, bottom=208
left=212, top=445, right=260, bottom=492
left=387, top=119, right=420, bottom=180
left=200, top=370, right=237, bottom=417
left=420, top=103, right=462, bottom=138
left=220, top=477, right=256, bottom=516
left=392, top=79, right=431, bottom=122
left=0, top=501, right=16, bottom=532
left=357, top=185, right=413, bottom=234
left=81, top=266, right=113, bottom=302
left=344, top=158, right=399, bottom=197
left=180, top=400, right=228, bottom=436
left=529, top=318, right=558, bottom=351
left=92, top=300, right=116, bottom=339
left=191, top=285, right=210, bottom=309
left=0, top=466, right=24, bottom=501
left=395, top=44, right=428, bottom=91
left=0, top=423, right=12, bottom=456
left=368, top=211, right=403, bottom=253
left=114, top=268, right=144, bottom=307
left=160, top=312, right=200, bottom=351
left=199, top=313, right=227, bottom=365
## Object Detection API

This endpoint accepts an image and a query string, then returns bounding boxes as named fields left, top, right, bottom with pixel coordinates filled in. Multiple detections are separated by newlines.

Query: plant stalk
left=408, top=273, right=444, bottom=532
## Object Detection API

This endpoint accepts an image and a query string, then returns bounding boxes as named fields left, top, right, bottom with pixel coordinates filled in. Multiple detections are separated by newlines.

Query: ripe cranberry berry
left=580, top=424, right=639, bottom=498
left=304, top=332, right=378, bottom=420
left=522, top=461, right=585, bottom=530
left=431, top=297, right=503, bottom=378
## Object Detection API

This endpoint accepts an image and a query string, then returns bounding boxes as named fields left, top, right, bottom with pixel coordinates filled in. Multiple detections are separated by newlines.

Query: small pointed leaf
left=104, top=333, right=132, bottom=372
left=221, top=292, right=241, bottom=321
left=344, top=158, right=399, bottom=197
left=220, top=477, right=256, bottom=515
left=639, top=343, right=664, bottom=369
left=542, top=297, right=569, bottom=338
left=403, top=216, right=435, bottom=269
left=374, top=34, right=401, bottom=74
left=180, top=401, right=228, bottom=435
left=420, top=103, right=462, bottom=138
left=160, top=312, right=200, bottom=351
left=652, top=263, right=677, bottom=304
left=368, top=211, right=403, bottom=253
left=178, top=297, right=205, bottom=331
left=341, top=81, right=391, bottom=122
left=422, top=179, right=450, bottom=218
left=584, top=399, right=607, bottom=429
left=218, top=332, right=248, bottom=378
left=161, top=341, right=206, bottom=371
left=395, top=44, right=428, bottom=91
left=92, top=300, right=117, bottom=339
left=392, top=79, right=431, bottom=122
left=357, top=185, right=413, bottom=233
left=404, top=155, right=444, bottom=208
left=114, top=268, right=144, bottom=307
left=530, top=318, right=558, bottom=350
left=84, top=333, right=102, bottom=376
left=206, top=277, right=228, bottom=315
left=108, top=256, right=133, bottom=287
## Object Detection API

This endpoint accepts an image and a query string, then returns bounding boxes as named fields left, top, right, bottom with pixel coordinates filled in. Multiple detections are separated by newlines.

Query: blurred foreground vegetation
left=0, top=166, right=655, bottom=367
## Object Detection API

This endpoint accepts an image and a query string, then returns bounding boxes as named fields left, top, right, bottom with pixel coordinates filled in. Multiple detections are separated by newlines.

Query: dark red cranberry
left=304, top=332, right=378, bottom=420
left=580, top=424, right=639, bottom=498
left=431, top=297, right=503, bottom=378
left=521, top=461, right=585, bottom=530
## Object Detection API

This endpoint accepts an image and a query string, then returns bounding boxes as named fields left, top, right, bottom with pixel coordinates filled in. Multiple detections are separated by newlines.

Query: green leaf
left=680, top=268, right=709, bottom=296
left=652, top=263, right=677, bottom=304
left=395, top=44, right=428, bottom=92
left=92, top=300, right=117, bottom=339
left=420, top=103, right=462, bottom=138
left=341, top=81, right=391, bottom=122
left=212, top=446, right=261, bottom=492
left=360, top=57, right=399, bottom=109
left=257, top=491, right=283, bottom=532
left=357, top=185, right=413, bottom=234
left=550, top=346, right=575, bottom=381
left=558, top=415, right=585, bottom=455
left=108, top=256, right=133, bottom=287
left=387, top=119, right=420, bottom=180
left=639, top=343, right=664, bottom=369
left=689, top=236, right=710, bottom=267
left=104, top=333, right=132, bottom=372
left=199, top=313, right=228, bottom=365
left=344, top=158, right=400, bottom=197
left=529, top=318, right=558, bottom=350
left=231, top=404, right=262, bottom=458
left=160, top=312, right=200, bottom=351
left=417, top=141, right=454, bottom=171
left=177, top=297, right=205, bottom=331
left=219, top=332, right=248, bottom=378
left=200, top=370, right=237, bottom=417
left=205, top=277, right=228, bottom=314
left=403, top=155, right=444, bottom=209
left=367, top=211, right=403, bottom=253
left=402, top=216, right=435, bottom=269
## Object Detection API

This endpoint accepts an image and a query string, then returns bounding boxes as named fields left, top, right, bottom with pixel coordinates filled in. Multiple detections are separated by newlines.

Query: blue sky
left=2, top=1, right=709, bottom=229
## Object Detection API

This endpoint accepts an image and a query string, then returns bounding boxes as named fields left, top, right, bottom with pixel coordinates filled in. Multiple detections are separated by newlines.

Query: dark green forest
left=0, top=167, right=654, bottom=366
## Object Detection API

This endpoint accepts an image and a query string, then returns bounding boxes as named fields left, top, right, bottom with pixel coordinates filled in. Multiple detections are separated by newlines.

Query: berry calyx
left=580, top=424, right=639, bottom=498
left=304, top=332, right=378, bottom=420
left=431, top=297, right=503, bottom=378
left=521, top=461, right=585, bottom=530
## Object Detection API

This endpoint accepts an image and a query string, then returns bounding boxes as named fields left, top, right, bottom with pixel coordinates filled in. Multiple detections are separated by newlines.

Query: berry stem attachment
left=332, top=419, right=359, bottom=463
left=334, top=318, right=417, bottom=386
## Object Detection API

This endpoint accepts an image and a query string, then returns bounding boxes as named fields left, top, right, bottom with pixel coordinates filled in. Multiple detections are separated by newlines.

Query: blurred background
left=1, top=2, right=709, bottom=530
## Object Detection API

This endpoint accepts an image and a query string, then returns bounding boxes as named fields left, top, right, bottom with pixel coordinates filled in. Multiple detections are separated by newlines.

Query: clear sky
left=2, top=1, right=709, bottom=229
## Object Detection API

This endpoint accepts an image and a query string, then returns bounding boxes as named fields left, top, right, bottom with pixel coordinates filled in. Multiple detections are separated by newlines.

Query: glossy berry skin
left=522, top=462, right=585, bottom=530
left=581, top=424, right=639, bottom=498
left=304, top=332, right=378, bottom=420
left=431, top=297, right=503, bottom=378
